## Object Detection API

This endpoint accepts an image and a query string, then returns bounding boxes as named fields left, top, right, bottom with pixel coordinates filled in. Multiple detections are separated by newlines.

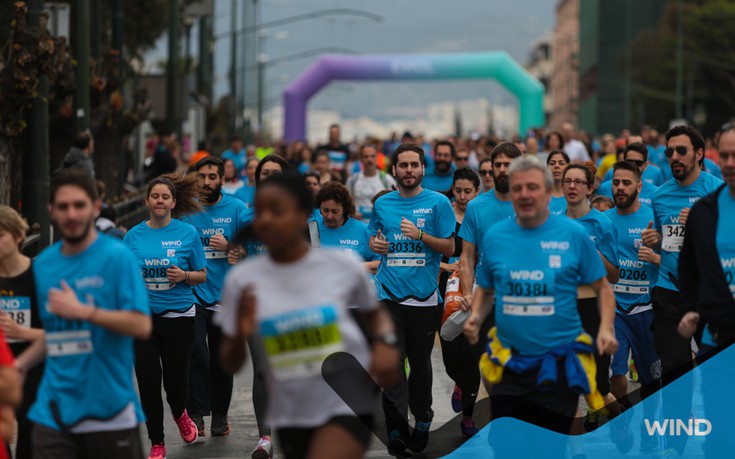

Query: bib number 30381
left=662, top=224, right=685, bottom=253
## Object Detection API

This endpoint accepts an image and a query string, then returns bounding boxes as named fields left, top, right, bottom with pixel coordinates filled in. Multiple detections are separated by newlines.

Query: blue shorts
left=611, top=309, right=661, bottom=385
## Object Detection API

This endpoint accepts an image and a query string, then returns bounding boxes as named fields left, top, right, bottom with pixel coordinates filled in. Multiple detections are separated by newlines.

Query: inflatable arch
left=283, top=51, right=545, bottom=141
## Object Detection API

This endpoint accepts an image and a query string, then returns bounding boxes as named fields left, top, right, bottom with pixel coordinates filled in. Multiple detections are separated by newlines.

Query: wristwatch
left=374, top=332, right=398, bottom=347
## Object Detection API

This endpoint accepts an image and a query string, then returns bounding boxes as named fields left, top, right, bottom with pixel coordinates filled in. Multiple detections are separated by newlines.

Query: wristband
left=185, top=271, right=190, bottom=282
left=418, top=230, right=424, bottom=241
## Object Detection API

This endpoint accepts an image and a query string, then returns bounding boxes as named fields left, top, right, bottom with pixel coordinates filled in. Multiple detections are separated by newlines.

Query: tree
left=0, top=2, right=59, bottom=206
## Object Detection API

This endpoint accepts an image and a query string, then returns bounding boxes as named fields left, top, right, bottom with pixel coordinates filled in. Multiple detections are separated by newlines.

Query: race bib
left=387, top=241, right=425, bottom=267
left=261, top=305, right=344, bottom=382
left=502, top=269, right=556, bottom=316
left=662, top=224, right=685, bottom=253
left=142, top=258, right=176, bottom=290
left=205, top=249, right=228, bottom=260
left=46, top=330, right=94, bottom=357
left=0, top=296, right=31, bottom=343
left=615, top=265, right=650, bottom=295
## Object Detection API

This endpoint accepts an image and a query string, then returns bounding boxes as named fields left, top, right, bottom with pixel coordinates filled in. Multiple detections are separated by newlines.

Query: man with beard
left=641, top=125, right=723, bottom=456
left=458, top=143, right=521, bottom=310
left=369, top=143, right=455, bottom=457
left=14, top=170, right=151, bottom=458
left=422, top=140, right=456, bottom=193
left=597, top=143, right=659, bottom=206
left=603, top=161, right=661, bottom=452
left=182, top=156, right=248, bottom=437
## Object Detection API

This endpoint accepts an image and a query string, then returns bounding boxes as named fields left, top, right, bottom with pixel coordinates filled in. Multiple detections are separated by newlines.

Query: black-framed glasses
left=456, top=156, right=470, bottom=162
left=562, top=178, right=588, bottom=187
left=664, top=146, right=690, bottom=158
left=479, top=170, right=493, bottom=175
left=628, top=159, right=646, bottom=167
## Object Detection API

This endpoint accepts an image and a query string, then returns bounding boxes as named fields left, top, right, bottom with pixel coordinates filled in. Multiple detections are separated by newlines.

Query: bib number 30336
left=662, top=224, right=685, bottom=253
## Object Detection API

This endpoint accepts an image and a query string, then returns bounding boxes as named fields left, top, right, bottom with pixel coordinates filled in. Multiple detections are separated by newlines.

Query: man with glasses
left=478, top=158, right=494, bottom=192
left=458, top=143, right=521, bottom=311
left=454, top=149, right=471, bottom=170
left=597, top=143, right=659, bottom=206
left=641, top=124, right=723, bottom=456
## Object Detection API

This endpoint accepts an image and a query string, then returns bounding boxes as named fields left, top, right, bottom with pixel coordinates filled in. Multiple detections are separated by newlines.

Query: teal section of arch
left=283, top=51, right=545, bottom=140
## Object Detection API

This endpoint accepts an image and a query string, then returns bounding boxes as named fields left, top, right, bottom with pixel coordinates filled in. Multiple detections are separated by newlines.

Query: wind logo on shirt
left=393, top=234, right=411, bottom=241
left=628, top=227, right=644, bottom=234
left=339, top=239, right=359, bottom=246
left=668, top=216, right=681, bottom=224
left=161, top=240, right=182, bottom=247
left=722, top=258, right=735, bottom=269
left=74, top=276, right=104, bottom=289
left=202, top=228, right=225, bottom=236
left=540, top=241, right=570, bottom=251
left=413, top=208, right=433, bottom=215
left=620, top=259, right=644, bottom=268
left=509, top=270, right=545, bottom=281
left=689, top=197, right=701, bottom=204
left=145, top=259, right=170, bottom=266
left=212, top=217, right=232, bottom=224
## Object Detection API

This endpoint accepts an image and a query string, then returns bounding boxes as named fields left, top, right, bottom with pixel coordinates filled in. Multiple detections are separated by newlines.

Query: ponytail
left=147, top=172, right=204, bottom=218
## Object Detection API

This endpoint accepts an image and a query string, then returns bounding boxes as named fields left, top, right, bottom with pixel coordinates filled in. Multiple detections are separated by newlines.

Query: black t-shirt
left=0, top=261, right=42, bottom=356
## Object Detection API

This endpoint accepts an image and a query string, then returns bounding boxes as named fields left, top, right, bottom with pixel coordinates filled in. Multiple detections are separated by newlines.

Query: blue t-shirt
left=30, top=235, right=149, bottom=430
left=368, top=189, right=455, bottom=304
left=603, top=165, right=664, bottom=187
left=239, top=207, right=269, bottom=257
left=181, top=195, right=248, bottom=306
left=604, top=205, right=660, bottom=314
left=573, top=208, right=619, bottom=271
left=221, top=149, right=246, bottom=172
left=477, top=215, right=606, bottom=356
left=717, top=187, right=735, bottom=299
left=653, top=172, right=724, bottom=291
left=123, top=219, right=206, bottom=315
left=422, top=164, right=456, bottom=193
left=647, top=145, right=667, bottom=170
left=457, top=189, right=514, bottom=250
left=597, top=180, right=658, bottom=207
left=549, top=195, right=567, bottom=216
left=233, top=184, right=256, bottom=208
left=318, top=217, right=379, bottom=262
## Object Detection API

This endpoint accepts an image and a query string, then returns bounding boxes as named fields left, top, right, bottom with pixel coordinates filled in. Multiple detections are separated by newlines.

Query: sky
left=158, top=0, right=555, bottom=120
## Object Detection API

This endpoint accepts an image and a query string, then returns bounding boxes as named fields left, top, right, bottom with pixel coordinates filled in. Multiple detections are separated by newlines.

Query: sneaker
left=252, top=436, right=273, bottom=459
left=173, top=410, right=198, bottom=444
left=609, top=412, right=633, bottom=454
left=451, top=384, right=462, bottom=413
left=640, top=422, right=658, bottom=452
left=387, top=429, right=412, bottom=458
left=583, top=409, right=600, bottom=432
left=147, top=444, right=166, bottom=459
left=191, top=414, right=205, bottom=437
left=461, top=418, right=479, bottom=439
left=211, top=414, right=231, bottom=437
left=410, top=421, right=431, bottom=453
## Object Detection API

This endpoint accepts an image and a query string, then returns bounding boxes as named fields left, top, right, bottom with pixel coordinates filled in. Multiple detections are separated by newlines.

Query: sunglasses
left=664, top=146, right=690, bottom=158
left=456, top=157, right=469, bottom=161
left=479, top=170, right=493, bottom=175
left=627, top=159, right=646, bottom=167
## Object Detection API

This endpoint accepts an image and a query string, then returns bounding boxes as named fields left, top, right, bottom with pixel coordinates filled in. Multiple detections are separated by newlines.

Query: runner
left=0, top=206, right=44, bottom=459
left=458, top=143, right=520, bottom=311
left=315, top=182, right=380, bottom=272
left=597, top=143, right=659, bottom=206
left=221, top=159, right=245, bottom=196
left=14, top=170, right=151, bottom=459
left=124, top=173, right=207, bottom=459
left=233, top=157, right=260, bottom=207
left=604, top=161, right=661, bottom=452
left=368, top=143, right=455, bottom=456
left=546, top=150, right=569, bottom=215
left=678, top=123, right=735, bottom=458
left=304, top=172, right=323, bottom=222
left=641, top=125, right=723, bottom=457
left=436, top=167, right=484, bottom=439
left=478, top=157, right=494, bottom=192
left=423, top=141, right=456, bottom=193
left=463, top=155, right=617, bottom=458
left=315, top=123, right=351, bottom=181
left=182, top=157, right=249, bottom=438
left=346, top=144, right=397, bottom=223
left=216, top=173, right=400, bottom=459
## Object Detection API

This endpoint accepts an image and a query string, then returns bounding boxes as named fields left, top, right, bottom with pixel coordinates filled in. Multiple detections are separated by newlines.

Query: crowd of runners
left=0, top=120, right=734, bottom=459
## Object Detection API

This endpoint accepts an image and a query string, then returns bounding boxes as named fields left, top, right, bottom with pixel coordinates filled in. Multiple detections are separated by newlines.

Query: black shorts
left=277, top=415, right=374, bottom=459
left=32, top=423, right=143, bottom=459
left=577, top=297, right=611, bottom=396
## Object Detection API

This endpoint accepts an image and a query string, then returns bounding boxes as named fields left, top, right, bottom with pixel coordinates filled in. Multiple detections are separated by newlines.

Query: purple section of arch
left=283, top=52, right=545, bottom=141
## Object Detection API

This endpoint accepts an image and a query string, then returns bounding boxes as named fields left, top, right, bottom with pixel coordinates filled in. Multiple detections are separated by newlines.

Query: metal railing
left=21, top=224, right=42, bottom=257
left=110, top=187, right=148, bottom=230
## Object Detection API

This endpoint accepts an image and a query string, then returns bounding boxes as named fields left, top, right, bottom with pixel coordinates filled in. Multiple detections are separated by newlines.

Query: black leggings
left=381, top=301, right=437, bottom=438
left=135, top=315, right=195, bottom=445
left=439, top=313, right=493, bottom=417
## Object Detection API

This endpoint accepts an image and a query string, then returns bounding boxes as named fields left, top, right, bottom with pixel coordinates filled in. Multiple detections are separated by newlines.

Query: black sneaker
left=211, top=414, right=231, bottom=437
left=409, top=421, right=431, bottom=453
left=387, top=429, right=412, bottom=458
left=191, top=414, right=205, bottom=437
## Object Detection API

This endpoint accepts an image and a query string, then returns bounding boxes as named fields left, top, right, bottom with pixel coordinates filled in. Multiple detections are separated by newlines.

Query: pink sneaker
left=147, top=443, right=166, bottom=459
left=173, top=409, right=198, bottom=444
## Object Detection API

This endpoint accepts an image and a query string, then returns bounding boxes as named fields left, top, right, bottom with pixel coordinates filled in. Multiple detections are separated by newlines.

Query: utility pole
left=675, top=0, right=684, bottom=120
left=166, top=0, right=181, bottom=137
left=72, top=0, right=90, bottom=133
left=197, top=15, right=213, bottom=102
left=111, top=0, right=125, bottom=196
left=112, top=0, right=124, bottom=80
left=229, top=0, right=238, bottom=137
left=257, top=58, right=264, bottom=136
left=623, top=0, right=633, bottom=129
left=23, top=0, right=51, bottom=249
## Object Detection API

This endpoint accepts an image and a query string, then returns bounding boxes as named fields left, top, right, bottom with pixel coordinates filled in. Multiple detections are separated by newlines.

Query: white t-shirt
left=214, top=248, right=378, bottom=429
left=347, top=172, right=397, bottom=223
left=564, top=139, right=591, bottom=163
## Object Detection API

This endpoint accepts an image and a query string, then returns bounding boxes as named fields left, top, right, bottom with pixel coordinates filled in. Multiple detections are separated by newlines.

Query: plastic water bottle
left=440, top=309, right=470, bottom=341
